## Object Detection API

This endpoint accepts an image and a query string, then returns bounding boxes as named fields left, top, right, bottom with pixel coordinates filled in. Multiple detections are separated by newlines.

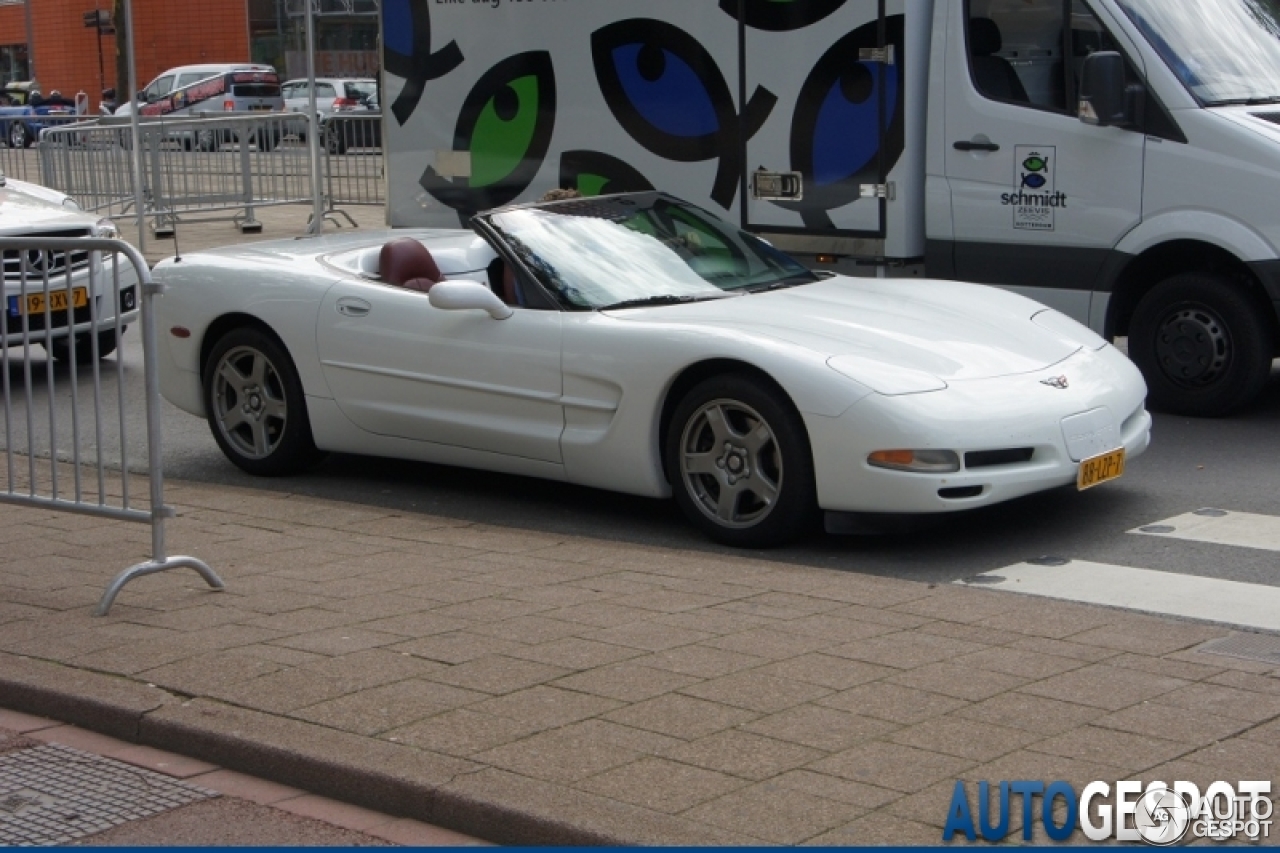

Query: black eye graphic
left=720, top=0, right=850, bottom=31
left=593, top=19, right=776, bottom=210
left=786, top=15, right=905, bottom=229
left=383, top=0, right=464, bottom=125
left=419, top=52, right=556, bottom=224
left=559, top=151, right=655, bottom=197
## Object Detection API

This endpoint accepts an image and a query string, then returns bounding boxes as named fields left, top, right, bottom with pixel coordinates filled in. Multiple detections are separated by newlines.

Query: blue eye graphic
left=382, top=0, right=463, bottom=126
left=786, top=15, right=905, bottom=229
left=720, top=0, right=850, bottom=31
left=419, top=52, right=557, bottom=225
left=1022, top=173, right=1048, bottom=189
left=593, top=19, right=776, bottom=209
left=560, top=151, right=655, bottom=197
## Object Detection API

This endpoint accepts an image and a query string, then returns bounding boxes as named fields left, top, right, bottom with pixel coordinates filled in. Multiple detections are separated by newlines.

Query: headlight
left=95, top=218, right=120, bottom=239
left=1031, top=309, right=1108, bottom=350
left=868, top=449, right=961, bottom=474
left=62, top=196, right=82, bottom=211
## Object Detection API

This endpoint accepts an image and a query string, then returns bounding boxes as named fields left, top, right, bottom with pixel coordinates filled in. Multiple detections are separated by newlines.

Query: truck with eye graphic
left=381, top=0, right=1280, bottom=418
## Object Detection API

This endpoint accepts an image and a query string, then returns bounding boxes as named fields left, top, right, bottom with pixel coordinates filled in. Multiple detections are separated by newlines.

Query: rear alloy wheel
left=9, top=121, right=30, bottom=149
left=203, top=328, right=324, bottom=476
left=1129, top=272, right=1273, bottom=417
left=46, top=330, right=118, bottom=364
left=665, top=375, right=817, bottom=548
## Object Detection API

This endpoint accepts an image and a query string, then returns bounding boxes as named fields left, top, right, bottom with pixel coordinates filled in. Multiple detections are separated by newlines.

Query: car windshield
left=1115, top=0, right=1280, bottom=105
left=478, top=193, right=818, bottom=310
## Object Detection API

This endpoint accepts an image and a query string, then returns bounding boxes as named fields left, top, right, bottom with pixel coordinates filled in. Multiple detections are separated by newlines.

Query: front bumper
left=2, top=258, right=140, bottom=344
left=807, top=346, right=1151, bottom=515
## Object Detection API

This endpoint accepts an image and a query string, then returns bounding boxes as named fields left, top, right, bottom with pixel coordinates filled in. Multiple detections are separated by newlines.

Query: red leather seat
left=380, top=238, right=444, bottom=293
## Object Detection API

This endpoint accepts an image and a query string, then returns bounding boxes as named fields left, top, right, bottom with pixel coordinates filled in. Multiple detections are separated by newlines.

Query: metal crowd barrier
left=35, top=112, right=386, bottom=235
left=0, top=114, right=90, bottom=184
left=0, top=235, right=222, bottom=615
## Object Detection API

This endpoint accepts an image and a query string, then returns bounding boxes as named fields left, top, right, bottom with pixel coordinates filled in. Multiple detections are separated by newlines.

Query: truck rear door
left=740, top=0, right=899, bottom=239
left=937, top=0, right=1145, bottom=323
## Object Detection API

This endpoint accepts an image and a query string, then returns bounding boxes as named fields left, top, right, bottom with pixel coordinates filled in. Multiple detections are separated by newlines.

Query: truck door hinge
left=860, top=182, right=895, bottom=201
left=859, top=46, right=895, bottom=65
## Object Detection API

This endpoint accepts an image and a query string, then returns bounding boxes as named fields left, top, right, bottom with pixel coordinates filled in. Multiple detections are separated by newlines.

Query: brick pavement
left=2, top=472, right=1279, bottom=844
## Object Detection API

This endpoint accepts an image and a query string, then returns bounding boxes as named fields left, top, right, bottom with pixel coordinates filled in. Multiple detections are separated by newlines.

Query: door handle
left=954, top=140, right=1001, bottom=152
left=336, top=297, right=371, bottom=318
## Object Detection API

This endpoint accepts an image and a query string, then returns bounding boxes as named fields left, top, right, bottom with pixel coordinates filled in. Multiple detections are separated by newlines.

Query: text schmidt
left=1001, top=190, right=1068, bottom=208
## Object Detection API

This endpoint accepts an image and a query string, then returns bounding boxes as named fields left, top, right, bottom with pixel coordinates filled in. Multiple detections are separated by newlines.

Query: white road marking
left=1130, top=510, right=1280, bottom=553
left=960, top=561, right=1280, bottom=632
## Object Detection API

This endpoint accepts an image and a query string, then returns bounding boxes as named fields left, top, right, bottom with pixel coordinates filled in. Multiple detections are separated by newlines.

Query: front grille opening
left=965, top=448, right=1034, bottom=469
left=939, top=486, right=984, bottom=500
left=3, top=229, right=93, bottom=282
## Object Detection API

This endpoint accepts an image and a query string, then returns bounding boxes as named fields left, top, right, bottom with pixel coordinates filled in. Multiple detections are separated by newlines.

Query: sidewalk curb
left=0, top=653, right=620, bottom=846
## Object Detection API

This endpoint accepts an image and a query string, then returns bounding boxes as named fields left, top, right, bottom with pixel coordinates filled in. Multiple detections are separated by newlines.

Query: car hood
left=606, top=277, right=1083, bottom=384
left=0, top=179, right=91, bottom=229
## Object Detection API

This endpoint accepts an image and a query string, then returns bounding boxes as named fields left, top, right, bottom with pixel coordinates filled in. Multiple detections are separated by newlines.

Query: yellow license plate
left=21, top=287, right=88, bottom=315
left=1077, top=448, right=1126, bottom=490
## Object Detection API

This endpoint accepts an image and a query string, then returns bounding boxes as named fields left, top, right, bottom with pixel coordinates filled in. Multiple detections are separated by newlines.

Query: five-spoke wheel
left=203, top=328, right=324, bottom=476
left=666, top=374, right=816, bottom=548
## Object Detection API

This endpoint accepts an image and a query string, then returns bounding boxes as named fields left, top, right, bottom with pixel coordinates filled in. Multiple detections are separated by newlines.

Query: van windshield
left=1115, top=0, right=1280, bottom=105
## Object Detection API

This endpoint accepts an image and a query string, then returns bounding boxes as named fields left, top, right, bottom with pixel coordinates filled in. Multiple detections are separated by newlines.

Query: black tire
left=9, top=121, right=30, bottom=149
left=195, top=129, right=219, bottom=152
left=1129, top=272, right=1274, bottom=417
left=324, top=125, right=347, bottom=155
left=46, top=329, right=118, bottom=364
left=664, top=374, right=818, bottom=548
left=203, top=327, right=325, bottom=476
left=253, top=129, right=279, bottom=152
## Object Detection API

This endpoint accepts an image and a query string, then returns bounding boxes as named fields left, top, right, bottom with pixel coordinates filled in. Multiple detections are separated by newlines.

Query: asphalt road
left=8, top=330, right=1276, bottom=593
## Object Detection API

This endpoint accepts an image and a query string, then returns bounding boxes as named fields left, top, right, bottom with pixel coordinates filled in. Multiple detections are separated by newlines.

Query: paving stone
left=679, top=669, right=832, bottom=714
left=541, top=602, right=657, bottom=629
left=702, top=627, right=840, bottom=661
left=1155, top=682, right=1280, bottom=723
left=816, top=682, right=968, bottom=725
left=579, top=621, right=715, bottom=652
left=297, top=648, right=446, bottom=692
left=825, top=631, right=988, bottom=670
left=887, top=716, right=1041, bottom=762
left=1018, top=664, right=1189, bottom=711
left=576, top=757, right=748, bottom=814
left=807, top=741, right=976, bottom=794
left=752, top=653, right=896, bottom=690
left=470, top=727, right=642, bottom=784
left=887, top=662, right=1029, bottom=702
left=891, top=588, right=1024, bottom=624
left=469, top=686, right=622, bottom=729
left=1029, top=725, right=1190, bottom=768
left=205, top=668, right=350, bottom=714
left=552, top=663, right=701, bottom=703
left=1205, top=668, right=1280, bottom=695
left=770, top=769, right=901, bottom=809
left=505, top=637, right=644, bottom=670
left=628, top=645, right=768, bottom=679
left=974, top=600, right=1118, bottom=640
left=390, top=631, right=520, bottom=665
left=741, top=705, right=900, bottom=752
left=603, top=694, right=759, bottom=740
left=1104, top=651, right=1226, bottom=682
left=1092, top=702, right=1254, bottom=747
left=802, top=811, right=945, bottom=847
left=656, top=608, right=780, bottom=636
left=294, top=679, right=487, bottom=735
left=467, top=615, right=584, bottom=646
left=955, top=692, right=1108, bottom=734
left=1067, top=621, right=1229, bottom=656
left=1004, top=635, right=1124, bottom=662
left=383, top=709, right=547, bottom=757
left=682, top=780, right=867, bottom=844
left=1182, top=735, right=1280, bottom=781
left=716, top=592, right=848, bottom=621
left=951, top=646, right=1087, bottom=680
left=662, top=729, right=824, bottom=781
left=268, top=626, right=404, bottom=656
left=430, top=655, right=570, bottom=695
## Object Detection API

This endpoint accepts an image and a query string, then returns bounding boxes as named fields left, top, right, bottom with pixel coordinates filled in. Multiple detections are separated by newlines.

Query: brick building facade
left=0, top=0, right=377, bottom=112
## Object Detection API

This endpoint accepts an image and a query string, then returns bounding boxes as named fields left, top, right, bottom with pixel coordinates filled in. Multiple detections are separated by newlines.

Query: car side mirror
left=1079, top=51, right=1139, bottom=128
left=428, top=280, right=514, bottom=320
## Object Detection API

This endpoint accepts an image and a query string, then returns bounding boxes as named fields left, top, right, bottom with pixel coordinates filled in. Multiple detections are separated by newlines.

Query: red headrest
left=380, top=238, right=444, bottom=292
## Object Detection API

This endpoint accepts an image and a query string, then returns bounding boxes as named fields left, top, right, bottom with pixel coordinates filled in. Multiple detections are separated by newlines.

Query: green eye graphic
left=1023, top=156, right=1048, bottom=172
left=560, top=150, right=655, bottom=197
left=420, top=52, right=557, bottom=223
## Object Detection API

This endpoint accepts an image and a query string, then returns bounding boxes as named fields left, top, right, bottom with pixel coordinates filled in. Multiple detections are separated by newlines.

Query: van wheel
left=324, top=125, right=347, bottom=155
left=195, top=129, right=218, bottom=152
left=1129, top=272, right=1274, bottom=417
left=9, top=121, right=30, bottom=149
left=665, top=374, right=817, bottom=548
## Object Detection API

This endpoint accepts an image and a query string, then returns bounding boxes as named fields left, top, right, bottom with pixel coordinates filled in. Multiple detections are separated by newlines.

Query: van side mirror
left=1079, top=51, right=1139, bottom=128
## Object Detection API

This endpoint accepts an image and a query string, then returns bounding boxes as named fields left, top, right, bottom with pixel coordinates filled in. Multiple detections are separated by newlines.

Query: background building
left=0, top=0, right=378, bottom=111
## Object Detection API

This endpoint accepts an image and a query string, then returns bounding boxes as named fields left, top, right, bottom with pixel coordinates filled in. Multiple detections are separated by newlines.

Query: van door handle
left=954, top=140, right=1001, bottom=152
left=336, top=297, right=371, bottom=318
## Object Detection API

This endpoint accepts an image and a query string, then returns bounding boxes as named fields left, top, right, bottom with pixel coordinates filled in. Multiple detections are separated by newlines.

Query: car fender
left=1113, top=209, right=1272, bottom=263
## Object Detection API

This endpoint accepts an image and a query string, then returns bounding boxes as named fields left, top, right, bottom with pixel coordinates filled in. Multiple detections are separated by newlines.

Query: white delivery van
left=380, top=0, right=1280, bottom=417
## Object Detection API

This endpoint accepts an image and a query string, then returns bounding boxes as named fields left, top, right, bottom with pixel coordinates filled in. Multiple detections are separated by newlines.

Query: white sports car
left=153, top=192, right=1150, bottom=547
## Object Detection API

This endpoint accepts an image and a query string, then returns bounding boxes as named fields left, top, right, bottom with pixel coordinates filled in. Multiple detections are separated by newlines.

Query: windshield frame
left=473, top=192, right=819, bottom=312
left=1115, top=0, right=1280, bottom=106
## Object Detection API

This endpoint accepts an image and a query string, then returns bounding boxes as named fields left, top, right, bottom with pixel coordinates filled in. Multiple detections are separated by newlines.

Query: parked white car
left=0, top=177, right=138, bottom=362
left=152, top=192, right=1150, bottom=547
left=281, top=77, right=376, bottom=140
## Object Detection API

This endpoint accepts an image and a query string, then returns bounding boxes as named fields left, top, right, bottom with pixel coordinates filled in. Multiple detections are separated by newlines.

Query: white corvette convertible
left=153, top=192, right=1150, bottom=547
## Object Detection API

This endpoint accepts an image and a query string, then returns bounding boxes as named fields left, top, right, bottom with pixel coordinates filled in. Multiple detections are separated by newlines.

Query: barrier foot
left=94, top=555, right=225, bottom=617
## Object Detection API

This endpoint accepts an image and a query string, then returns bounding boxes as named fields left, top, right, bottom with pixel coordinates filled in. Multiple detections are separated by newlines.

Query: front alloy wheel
left=666, top=375, right=816, bottom=548
left=203, top=328, right=323, bottom=476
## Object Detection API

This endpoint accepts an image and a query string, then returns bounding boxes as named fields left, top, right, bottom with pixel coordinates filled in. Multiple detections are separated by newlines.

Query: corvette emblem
left=1041, top=376, right=1070, bottom=390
